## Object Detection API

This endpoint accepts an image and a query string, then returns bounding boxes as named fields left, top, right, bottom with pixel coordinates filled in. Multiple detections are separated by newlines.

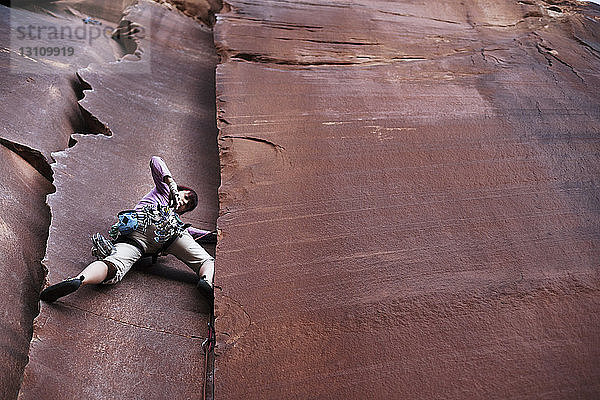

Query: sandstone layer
left=0, top=146, right=52, bottom=399
left=0, top=1, right=219, bottom=398
left=213, top=0, right=600, bottom=398
left=0, top=3, right=119, bottom=396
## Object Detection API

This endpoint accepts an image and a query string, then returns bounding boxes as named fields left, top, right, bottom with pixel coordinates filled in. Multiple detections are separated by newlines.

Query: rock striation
left=1, top=0, right=220, bottom=398
left=213, top=0, right=600, bottom=398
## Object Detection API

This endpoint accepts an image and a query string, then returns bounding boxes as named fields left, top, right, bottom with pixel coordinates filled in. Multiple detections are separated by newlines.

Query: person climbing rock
left=40, top=156, right=215, bottom=305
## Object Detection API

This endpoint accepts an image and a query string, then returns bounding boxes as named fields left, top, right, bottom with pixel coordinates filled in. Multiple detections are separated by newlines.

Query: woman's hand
left=165, top=176, right=182, bottom=210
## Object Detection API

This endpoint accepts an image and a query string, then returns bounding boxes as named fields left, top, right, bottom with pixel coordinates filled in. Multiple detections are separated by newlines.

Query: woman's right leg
left=81, top=239, right=143, bottom=285
left=40, top=243, right=142, bottom=302
left=79, top=260, right=109, bottom=285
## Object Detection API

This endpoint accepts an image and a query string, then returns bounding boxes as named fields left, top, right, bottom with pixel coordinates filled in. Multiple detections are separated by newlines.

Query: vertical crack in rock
left=0, top=69, right=115, bottom=400
left=11, top=72, right=115, bottom=400
left=6, top=3, right=148, bottom=396
left=16, top=1, right=223, bottom=398
left=0, top=1, right=159, bottom=397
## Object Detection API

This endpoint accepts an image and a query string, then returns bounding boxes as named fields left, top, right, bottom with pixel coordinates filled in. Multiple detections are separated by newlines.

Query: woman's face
left=175, top=190, right=193, bottom=214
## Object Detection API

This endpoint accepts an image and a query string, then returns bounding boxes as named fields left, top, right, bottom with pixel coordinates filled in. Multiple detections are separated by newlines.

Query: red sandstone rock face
left=3, top=0, right=599, bottom=398
left=0, top=4, right=118, bottom=177
left=0, top=4, right=118, bottom=397
left=0, top=147, right=52, bottom=400
left=214, top=0, right=600, bottom=398
left=2, top=1, right=219, bottom=398
left=156, top=0, right=223, bottom=26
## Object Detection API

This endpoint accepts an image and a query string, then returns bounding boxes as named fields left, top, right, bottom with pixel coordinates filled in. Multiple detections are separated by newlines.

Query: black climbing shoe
left=40, top=276, right=84, bottom=303
left=195, top=231, right=217, bottom=245
left=196, top=278, right=214, bottom=307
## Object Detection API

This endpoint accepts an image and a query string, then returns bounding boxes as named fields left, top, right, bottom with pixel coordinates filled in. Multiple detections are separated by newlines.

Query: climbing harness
left=95, top=205, right=191, bottom=263
left=109, top=205, right=186, bottom=244
left=148, top=227, right=189, bottom=264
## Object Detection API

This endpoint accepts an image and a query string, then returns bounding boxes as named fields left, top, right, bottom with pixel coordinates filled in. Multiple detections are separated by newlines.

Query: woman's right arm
left=150, top=156, right=172, bottom=197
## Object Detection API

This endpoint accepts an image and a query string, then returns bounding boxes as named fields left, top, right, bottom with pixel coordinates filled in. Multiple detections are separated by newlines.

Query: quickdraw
left=91, top=232, right=116, bottom=260
left=151, top=205, right=186, bottom=244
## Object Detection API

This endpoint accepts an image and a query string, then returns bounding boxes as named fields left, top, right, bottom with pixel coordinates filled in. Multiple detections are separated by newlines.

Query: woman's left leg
left=167, top=231, right=215, bottom=285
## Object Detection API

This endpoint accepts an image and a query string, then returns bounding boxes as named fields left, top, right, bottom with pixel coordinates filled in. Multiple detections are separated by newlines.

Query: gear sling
left=92, top=206, right=190, bottom=264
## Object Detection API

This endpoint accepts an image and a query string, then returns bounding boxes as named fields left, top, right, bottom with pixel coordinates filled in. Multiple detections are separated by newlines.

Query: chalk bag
left=117, top=210, right=139, bottom=235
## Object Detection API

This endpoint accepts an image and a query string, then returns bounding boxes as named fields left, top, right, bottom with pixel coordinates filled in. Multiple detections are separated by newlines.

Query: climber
left=39, top=156, right=215, bottom=305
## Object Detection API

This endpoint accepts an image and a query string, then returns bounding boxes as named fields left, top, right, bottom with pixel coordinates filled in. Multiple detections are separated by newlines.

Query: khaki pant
left=102, top=225, right=214, bottom=285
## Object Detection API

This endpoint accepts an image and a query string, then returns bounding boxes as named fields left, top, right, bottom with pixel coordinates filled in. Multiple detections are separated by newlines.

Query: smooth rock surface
left=18, top=1, right=219, bottom=399
left=0, top=3, right=118, bottom=397
left=0, top=3, right=121, bottom=170
left=214, top=0, right=600, bottom=398
left=0, top=146, right=52, bottom=400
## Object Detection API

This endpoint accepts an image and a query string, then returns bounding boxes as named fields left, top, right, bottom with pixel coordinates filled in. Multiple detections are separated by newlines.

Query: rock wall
left=213, top=0, right=600, bottom=398
left=0, top=3, right=118, bottom=397
left=155, top=0, right=223, bottom=26
left=2, top=0, right=599, bottom=398
left=0, top=147, right=52, bottom=399
left=17, top=1, right=219, bottom=398
left=0, top=0, right=219, bottom=398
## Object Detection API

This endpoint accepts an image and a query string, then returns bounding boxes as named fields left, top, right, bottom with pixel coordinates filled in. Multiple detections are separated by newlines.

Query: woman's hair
left=177, top=185, right=198, bottom=213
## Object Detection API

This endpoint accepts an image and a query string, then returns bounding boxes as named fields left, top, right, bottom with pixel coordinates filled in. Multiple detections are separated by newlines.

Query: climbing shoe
left=196, top=278, right=214, bottom=307
left=195, top=231, right=217, bottom=245
left=40, top=276, right=84, bottom=303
